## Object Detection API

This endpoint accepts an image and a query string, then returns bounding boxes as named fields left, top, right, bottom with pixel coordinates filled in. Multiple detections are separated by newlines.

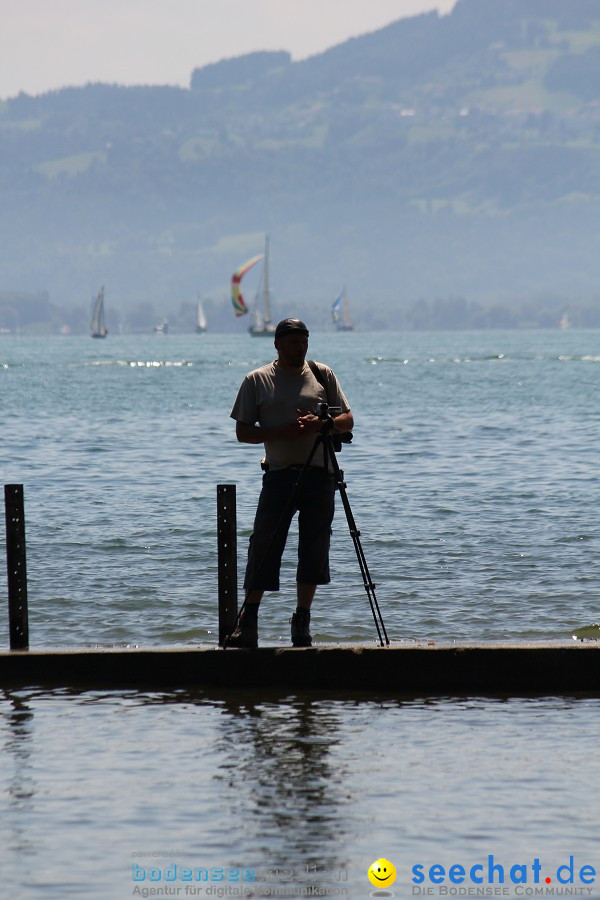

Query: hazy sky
left=2, top=0, right=457, bottom=100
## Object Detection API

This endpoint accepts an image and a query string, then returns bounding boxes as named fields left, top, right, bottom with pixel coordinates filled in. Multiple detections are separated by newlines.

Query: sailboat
left=196, top=297, right=207, bottom=333
left=332, top=287, right=354, bottom=331
left=90, top=286, right=108, bottom=338
left=231, top=236, right=276, bottom=336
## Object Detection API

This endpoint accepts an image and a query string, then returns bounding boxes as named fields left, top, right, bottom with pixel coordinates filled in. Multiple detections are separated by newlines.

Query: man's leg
left=291, top=471, right=335, bottom=647
left=290, top=583, right=317, bottom=647
left=296, top=583, right=316, bottom=610
left=243, top=472, right=296, bottom=594
left=226, top=588, right=262, bottom=649
left=229, top=472, right=296, bottom=648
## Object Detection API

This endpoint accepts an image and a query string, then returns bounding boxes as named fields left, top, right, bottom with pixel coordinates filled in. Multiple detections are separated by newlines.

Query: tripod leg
left=325, top=437, right=390, bottom=646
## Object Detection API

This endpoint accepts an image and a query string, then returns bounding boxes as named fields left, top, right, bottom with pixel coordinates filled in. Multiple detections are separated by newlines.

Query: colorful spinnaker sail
left=231, top=254, right=263, bottom=317
left=332, top=291, right=344, bottom=323
left=331, top=286, right=354, bottom=330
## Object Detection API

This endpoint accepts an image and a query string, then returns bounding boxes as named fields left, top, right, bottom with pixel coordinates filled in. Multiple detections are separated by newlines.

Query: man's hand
left=236, top=408, right=353, bottom=445
left=296, top=409, right=323, bottom=435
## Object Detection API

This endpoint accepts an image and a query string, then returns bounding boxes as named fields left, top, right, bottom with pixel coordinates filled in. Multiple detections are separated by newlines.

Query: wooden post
left=217, top=484, right=238, bottom=645
left=4, top=484, right=29, bottom=650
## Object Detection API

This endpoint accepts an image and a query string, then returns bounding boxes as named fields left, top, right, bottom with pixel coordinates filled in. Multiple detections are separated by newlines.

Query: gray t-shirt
left=230, top=360, right=351, bottom=470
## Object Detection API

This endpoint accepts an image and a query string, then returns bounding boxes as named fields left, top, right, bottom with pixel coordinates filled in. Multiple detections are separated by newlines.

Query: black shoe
left=291, top=609, right=312, bottom=647
left=226, top=614, right=258, bottom=649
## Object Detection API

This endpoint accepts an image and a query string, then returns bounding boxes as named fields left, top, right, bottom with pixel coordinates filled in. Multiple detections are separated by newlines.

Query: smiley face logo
left=368, top=858, right=396, bottom=889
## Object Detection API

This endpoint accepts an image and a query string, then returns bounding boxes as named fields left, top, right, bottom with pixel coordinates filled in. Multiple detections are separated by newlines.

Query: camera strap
left=307, top=360, right=352, bottom=449
left=307, top=359, right=329, bottom=398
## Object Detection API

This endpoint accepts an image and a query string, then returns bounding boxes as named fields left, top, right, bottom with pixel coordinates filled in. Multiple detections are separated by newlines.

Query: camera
left=313, top=402, right=352, bottom=451
left=315, top=401, right=341, bottom=419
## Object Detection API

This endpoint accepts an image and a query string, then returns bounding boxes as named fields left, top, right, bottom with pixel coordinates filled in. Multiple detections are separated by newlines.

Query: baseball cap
left=274, top=318, right=309, bottom=338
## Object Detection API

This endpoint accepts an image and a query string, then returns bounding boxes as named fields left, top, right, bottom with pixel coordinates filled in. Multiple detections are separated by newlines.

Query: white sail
left=249, top=236, right=276, bottom=336
left=90, top=286, right=107, bottom=338
left=196, top=298, right=207, bottom=332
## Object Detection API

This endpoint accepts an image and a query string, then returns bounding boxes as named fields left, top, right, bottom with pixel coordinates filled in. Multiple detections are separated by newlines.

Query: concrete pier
left=0, top=641, right=598, bottom=694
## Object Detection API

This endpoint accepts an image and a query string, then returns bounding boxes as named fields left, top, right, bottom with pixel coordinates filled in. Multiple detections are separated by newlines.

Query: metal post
left=216, top=484, right=238, bottom=646
left=4, top=484, right=29, bottom=650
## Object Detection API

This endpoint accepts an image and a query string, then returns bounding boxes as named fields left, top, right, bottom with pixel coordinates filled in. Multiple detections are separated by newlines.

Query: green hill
left=1, top=0, right=600, bottom=331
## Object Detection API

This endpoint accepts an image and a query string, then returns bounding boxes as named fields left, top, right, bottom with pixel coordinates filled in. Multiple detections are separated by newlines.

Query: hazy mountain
left=1, top=0, right=600, bottom=331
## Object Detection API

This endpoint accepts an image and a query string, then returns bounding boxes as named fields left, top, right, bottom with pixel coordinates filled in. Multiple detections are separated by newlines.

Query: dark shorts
left=244, top=467, right=336, bottom=591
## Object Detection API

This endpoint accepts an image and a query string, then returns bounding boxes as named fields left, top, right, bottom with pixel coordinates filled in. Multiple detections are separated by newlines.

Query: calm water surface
left=1, top=330, right=600, bottom=898
left=1, top=329, right=599, bottom=646
left=2, top=690, right=599, bottom=899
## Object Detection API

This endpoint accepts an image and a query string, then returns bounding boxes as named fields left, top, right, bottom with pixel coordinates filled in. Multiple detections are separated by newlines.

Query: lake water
left=1, top=330, right=599, bottom=898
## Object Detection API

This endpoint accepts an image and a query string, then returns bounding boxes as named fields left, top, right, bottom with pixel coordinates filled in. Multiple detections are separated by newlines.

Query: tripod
left=223, top=407, right=390, bottom=648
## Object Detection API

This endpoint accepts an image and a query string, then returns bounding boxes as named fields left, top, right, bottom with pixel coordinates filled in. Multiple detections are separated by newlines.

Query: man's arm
left=235, top=419, right=315, bottom=444
left=333, top=411, right=354, bottom=433
left=315, top=365, right=354, bottom=434
left=294, top=408, right=354, bottom=435
left=235, top=421, right=269, bottom=444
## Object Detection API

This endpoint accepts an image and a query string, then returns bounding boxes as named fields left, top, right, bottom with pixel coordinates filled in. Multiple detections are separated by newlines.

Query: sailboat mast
left=263, top=235, right=271, bottom=324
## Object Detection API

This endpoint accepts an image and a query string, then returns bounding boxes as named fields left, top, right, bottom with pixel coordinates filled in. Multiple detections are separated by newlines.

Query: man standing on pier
left=229, top=318, right=354, bottom=648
